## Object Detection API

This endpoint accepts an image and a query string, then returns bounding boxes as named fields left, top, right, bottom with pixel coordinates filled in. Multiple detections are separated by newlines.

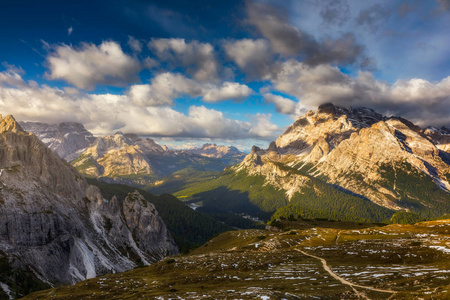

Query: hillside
left=23, top=219, right=450, bottom=299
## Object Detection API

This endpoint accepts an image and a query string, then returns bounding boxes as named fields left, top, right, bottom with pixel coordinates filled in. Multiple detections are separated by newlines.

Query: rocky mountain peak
left=0, top=114, right=24, bottom=133
left=234, top=103, right=450, bottom=215
left=250, top=145, right=261, bottom=154
left=276, top=103, right=386, bottom=151
left=317, top=102, right=339, bottom=115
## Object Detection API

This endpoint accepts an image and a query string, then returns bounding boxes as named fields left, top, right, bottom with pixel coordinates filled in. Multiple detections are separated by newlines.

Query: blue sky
left=1, top=0, right=450, bottom=151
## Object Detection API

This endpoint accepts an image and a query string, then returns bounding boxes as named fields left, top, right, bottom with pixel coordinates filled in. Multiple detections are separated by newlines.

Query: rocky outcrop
left=0, top=114, right=178, bottom=298
left=19, top=121, right=96, bottom=162
left=235, top=104, right=450, bottom=214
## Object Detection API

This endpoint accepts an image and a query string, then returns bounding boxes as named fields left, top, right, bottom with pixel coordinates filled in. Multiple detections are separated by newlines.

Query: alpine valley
left=2, top=103, right=450, bottom=299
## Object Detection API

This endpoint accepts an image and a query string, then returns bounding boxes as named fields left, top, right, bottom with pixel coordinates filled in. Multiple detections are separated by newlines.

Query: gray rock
left=0, top=114, right=178, bottom=296
left=19, top=121, right=96, bottom=162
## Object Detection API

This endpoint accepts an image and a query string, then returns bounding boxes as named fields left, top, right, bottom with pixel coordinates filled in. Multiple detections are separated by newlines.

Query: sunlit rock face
left=235, top=103, right=450, bottom=212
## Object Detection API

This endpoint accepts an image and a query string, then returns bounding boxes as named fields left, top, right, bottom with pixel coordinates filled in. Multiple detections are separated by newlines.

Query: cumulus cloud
left=249, top=113, right=280, bottom=138
left=0, top=66, right=27, bottom=87
left=45, top=41, right=142, bottom=90
left=223, top=38, right=272, bottom=78
left=128, top=73, right=252, bottom=106
left=269, top=60, right=450, bottom=126
left=246, top=1, right=369, bottom=67
left=148, top=38, right=219, bottom=81
left=263, top=93, right=297, bottom=115
left=0, top=68, right=275, bottom=139
left=202, top=82, right=252, bottom=103
left=128, top=36, right=143, bottom=52
left=128, top=73, right=202, bottom=106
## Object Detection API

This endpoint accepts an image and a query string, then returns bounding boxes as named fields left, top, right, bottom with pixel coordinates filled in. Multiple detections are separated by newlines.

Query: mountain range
left=20, top=122, right=247, bottom=188
left=19, top=121, right=96, bottom=162
left=5, top=103, right=450, bottom=298
left=173, top=103, right=450, bottom=223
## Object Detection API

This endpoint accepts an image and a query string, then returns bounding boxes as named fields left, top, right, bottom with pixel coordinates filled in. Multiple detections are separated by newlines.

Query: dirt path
left=295, top=248, right=398, bottom=299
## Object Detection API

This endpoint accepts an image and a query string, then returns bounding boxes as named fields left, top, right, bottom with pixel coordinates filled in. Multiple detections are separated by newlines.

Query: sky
left=0, top=0, right=450, bottom=151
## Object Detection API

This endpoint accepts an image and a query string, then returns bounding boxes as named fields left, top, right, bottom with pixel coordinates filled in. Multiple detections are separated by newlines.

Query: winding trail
left=294, top=248, right=398, bottom=299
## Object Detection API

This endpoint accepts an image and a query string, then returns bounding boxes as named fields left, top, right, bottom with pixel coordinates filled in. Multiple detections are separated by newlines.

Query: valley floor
left=23, top=220, right=450, bottom=299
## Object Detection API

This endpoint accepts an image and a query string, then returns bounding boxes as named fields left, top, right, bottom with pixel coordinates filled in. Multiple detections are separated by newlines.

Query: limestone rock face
left=123, top=191, right=178, bottom=256
left=19, top=121, right=96, bottom=162
left=0, top=114, right=178, bottom=296
left=236, top=104, right=450, bottom=213
left=276, top=103, right=385, bottom=155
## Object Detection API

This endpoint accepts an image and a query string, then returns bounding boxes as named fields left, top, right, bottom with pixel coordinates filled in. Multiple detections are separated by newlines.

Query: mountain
left=19, top=121, right=96, bottom=162
left=174, top=103, right=450, bottom=222
left=71, top=132, right=226, bottom=187
left=188, top=143, right=247, bottom=165
left=0, top=114, right=178, bottom=298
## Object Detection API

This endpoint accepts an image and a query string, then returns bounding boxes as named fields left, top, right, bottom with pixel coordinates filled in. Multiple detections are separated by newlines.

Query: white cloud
left=148, top=38, right=219, bottom=81
left=263, top=93, right=297, bottom=114
left=128, top=73, right=202, bottom=106
left=249, top=113, right=280, bottom=138
left=128, top=36, right=142, bottom=53
left=0, top=67, right=27, bottom=87
left=223, top=39, right=272, bottom=77
left=128, top=72, right=252, bottom=106
left=269, top=60, right=450, bottom=126
left=68, top=27, right=73, bottom=36
left=202, top=82, right=252, bottom=103
left=0, top=68, right=277, bottom=139
left=45, top=41, right=142, bottom=90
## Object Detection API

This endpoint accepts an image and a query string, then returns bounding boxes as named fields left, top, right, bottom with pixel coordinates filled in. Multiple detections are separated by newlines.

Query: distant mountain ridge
left=19, top=121, right=96, bottom=162
left=188, top=143, right=247, bottom=165
left=71, top=132, right=227, bottom=187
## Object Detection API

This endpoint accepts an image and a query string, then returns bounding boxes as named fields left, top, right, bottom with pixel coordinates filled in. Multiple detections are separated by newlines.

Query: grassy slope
left=173, top=164, right=395, bottom=223
left=377, top=161, right=450, bottom=218
left=23, top=219, right=450, bottom=300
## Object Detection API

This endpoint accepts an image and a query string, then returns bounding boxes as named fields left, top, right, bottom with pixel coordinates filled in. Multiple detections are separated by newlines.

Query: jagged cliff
left=235, top=103, right=450, bottom=216
left=0, top=115, right=178, bottom=298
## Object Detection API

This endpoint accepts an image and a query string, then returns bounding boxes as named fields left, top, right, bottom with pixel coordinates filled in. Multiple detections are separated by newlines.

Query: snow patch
left=0, top=282, right=13, bottom=300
